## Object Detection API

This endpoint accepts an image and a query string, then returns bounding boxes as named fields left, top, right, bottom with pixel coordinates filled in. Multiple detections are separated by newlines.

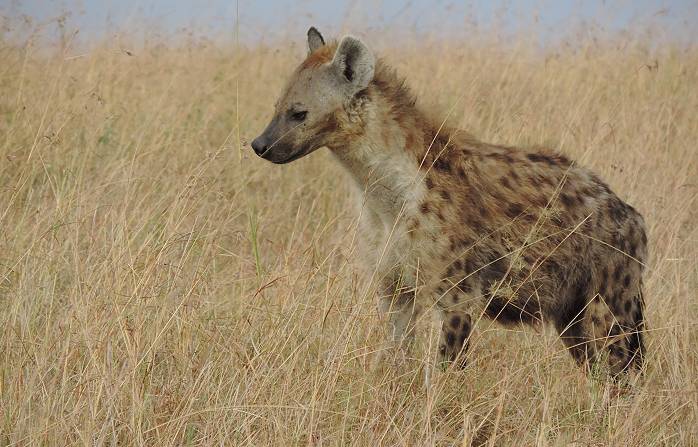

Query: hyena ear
left=331, top=35, right=375, bottom=94
left=307, top=27, right=325, bottom=53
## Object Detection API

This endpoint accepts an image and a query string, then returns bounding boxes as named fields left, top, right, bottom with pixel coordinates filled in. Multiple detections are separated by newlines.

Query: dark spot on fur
left=560, top=194, right=575, bottom=208
left=450, top=315, right=461, bottom=329
left=434, top=157, right=451, bottom=173
left=456, top=280, right=472, bottom=294
left=629, top=242, right=638, bottom=258
left=468, top=217, right=484, bottom=233
left=599, top=282, right=608, bottom=296
left=456, top=166, right=466, bottom=178
left=623, top=274, right=631, bottom=288
left=527, top=152, right=568, bottom=166
left=624, top=300, right=632, bottom=313
left=499, top=176, right=512, bottom=189
left=590, top=174, right=611, bottom=194
left=506, top=203, right=523, bottom=219
left=465, top=258, right=477, bottom=274
left=425, top=177, right=434, bottom=189
left=527, top=153, right=547, bottom=164
left=420, top=203, right=430, bottom=214
left=480, top=251, right=509, bottom=288
left=440, top=189, right=450, bottom=201
left=614, top=265, right=622, bottom=281
left=446, top=331, right=455, bottom=346
left=608, top=198, right=629, bottom=223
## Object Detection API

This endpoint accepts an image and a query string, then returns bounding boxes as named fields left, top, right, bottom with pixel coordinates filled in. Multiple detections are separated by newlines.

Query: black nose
left=251, top=137, right=268, bottom=156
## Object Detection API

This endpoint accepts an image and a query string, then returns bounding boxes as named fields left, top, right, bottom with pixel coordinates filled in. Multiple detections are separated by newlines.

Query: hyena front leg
left=378, top=278, right=419, bottom=350
left=438, top=311, right=472, bottom=369
left=434, top=275, right=480, bottom=369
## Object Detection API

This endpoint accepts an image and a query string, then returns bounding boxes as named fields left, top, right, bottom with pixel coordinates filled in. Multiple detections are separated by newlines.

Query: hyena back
left=251, top=28, right=647, bottom=379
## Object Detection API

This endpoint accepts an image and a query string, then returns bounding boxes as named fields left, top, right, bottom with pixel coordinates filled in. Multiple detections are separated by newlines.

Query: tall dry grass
left=0, top=24, right=696, bottom=446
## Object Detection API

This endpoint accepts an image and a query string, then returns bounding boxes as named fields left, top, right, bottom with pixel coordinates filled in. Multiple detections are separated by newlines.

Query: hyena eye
left=290, top=110, right=308, bottom=122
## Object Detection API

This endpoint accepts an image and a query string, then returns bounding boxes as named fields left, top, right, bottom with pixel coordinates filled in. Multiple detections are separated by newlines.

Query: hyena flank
left=251, top=28, right=648, bottom=380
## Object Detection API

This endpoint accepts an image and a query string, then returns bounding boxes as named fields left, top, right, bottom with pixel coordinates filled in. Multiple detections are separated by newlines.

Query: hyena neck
left=329, top=78, right=432, bottom=223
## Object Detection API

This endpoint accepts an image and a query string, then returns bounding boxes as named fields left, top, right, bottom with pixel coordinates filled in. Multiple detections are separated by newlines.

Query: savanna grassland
left=0, top=21, right=697, bottom=446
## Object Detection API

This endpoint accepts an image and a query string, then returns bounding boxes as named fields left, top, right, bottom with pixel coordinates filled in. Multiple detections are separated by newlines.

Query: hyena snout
left=251, top=116, right=283, bottom=159
left=250, top=134, right=270, bottom=156
left=251, top=121, right=302, bottom=164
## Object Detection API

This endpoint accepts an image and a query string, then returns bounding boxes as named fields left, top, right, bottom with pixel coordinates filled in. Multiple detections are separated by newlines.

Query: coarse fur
left=251, top=29, right=648, bottom=380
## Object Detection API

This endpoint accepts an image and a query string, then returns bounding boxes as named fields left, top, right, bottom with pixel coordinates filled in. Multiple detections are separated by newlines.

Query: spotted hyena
left=251, top=28, right=647, bottom=380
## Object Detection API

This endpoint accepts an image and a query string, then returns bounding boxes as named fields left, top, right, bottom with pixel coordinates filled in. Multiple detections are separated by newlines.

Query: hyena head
left=251, top=27, right=375, bottom=164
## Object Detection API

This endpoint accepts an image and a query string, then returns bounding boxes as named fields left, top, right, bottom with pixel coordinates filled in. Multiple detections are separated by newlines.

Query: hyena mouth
left=260, top=151, right=294, bottom=164
left=263, top=145, right=313, bottom=164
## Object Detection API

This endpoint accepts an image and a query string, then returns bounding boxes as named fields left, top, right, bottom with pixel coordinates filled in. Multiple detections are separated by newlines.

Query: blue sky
left=2, top=0, right=697, bottom=46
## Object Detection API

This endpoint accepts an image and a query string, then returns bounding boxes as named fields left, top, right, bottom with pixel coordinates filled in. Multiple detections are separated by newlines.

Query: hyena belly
left=418, top=145, right=647, bottom=377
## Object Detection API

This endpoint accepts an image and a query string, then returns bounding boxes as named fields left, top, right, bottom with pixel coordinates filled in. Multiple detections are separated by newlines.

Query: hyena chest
left=358, top=196, right=445, bottom=289
left=348, top=148, right=442, bottom=286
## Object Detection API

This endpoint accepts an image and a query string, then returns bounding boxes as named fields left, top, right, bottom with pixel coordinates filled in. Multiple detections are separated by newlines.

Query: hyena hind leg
left=592, top=290, right=646, bottom=379
left=437, top=311, right=473, bottom=369
left=557, top=290, right=646, bottom=381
